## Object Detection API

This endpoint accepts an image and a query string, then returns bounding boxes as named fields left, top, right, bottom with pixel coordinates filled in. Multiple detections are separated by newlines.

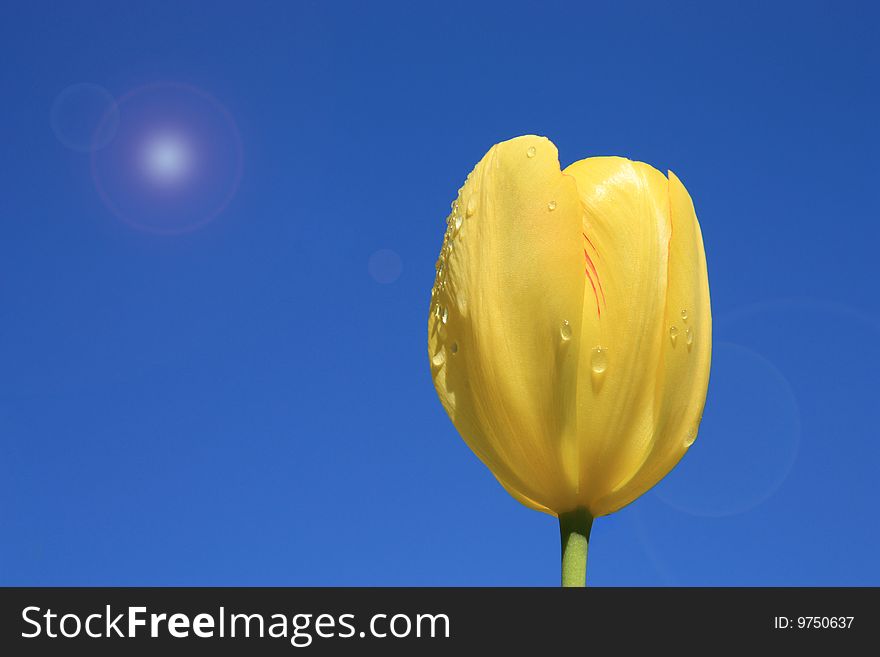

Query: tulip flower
left=428, top=135, right=711, bottom=586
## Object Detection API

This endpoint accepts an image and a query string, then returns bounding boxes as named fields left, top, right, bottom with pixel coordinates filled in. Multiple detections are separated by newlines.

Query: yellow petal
left=428, top=135, right=586, bottom=513
left=561, top=157, right=672, bottom=514
left=430, top=139, right=712, bottom=519
left=591, top=170, right=712, bottom=515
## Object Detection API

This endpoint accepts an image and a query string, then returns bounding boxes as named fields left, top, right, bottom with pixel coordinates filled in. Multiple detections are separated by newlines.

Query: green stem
left=559, top=508, right=593, bottom=587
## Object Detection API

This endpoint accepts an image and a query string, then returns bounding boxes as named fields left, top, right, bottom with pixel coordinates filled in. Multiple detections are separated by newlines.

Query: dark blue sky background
left=1, top=1, right=878, bottom=585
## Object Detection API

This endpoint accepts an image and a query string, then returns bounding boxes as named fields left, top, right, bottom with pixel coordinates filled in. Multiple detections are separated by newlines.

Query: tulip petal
left=562, top=157, right=672, bottom=514
left=429, top=135, right=587, bottom=513
left=591, top=170, right=712, bottom=515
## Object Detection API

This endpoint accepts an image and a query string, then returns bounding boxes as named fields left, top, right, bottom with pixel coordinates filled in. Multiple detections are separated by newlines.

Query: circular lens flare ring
left=91, top=82, right=243, bottom=235
left=51, top=82, right=120, bottom=152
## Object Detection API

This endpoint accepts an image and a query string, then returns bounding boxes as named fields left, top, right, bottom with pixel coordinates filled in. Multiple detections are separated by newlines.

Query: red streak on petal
left=583, top=232, right=598, bottom=254
left=585, top=252, right=606, bottom=307
left=582, top=233, right=607, bottom=311
left=584, top=257, right=601, bottom=317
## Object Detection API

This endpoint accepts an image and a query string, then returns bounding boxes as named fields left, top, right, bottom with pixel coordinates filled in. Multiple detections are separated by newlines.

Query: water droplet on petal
left=590, top=346, right=608, bottom=374
left=432, top=350, right=446, bottom=367
left=684, top=426, right=698, bottom=447
left=527, top=146, right=536, bottom=158
left=548, top=200, right=557, bottom=211
left=466, top=196, right=476, bottom=217
left=441, top=307, right=448, bottom=324
left=450, top=341, right=459, bottom=354
left=681, top=309, right=688, bottom=321
left=454, top=213, right=463, bottom=231
left=686, top=327, right=694, bottom=349
left=560, top=320, right=572, bottom=341
left=669, top=325, right=679, bottom=345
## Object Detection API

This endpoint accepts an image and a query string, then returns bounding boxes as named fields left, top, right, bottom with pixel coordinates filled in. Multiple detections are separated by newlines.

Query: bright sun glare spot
left=141, top=133, right=192, bottom=184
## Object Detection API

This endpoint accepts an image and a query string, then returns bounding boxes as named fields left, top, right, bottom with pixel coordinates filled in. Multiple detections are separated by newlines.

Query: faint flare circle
left=50, top=83, right=119, bottom=152
left=368, top=249, right=403, bottom=284
left=651, top=341, right=801, bottom=517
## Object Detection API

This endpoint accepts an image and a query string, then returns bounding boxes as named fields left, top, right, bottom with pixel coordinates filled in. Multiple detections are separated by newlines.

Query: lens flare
left=91, top=83, right=243, bottom=235
left=51, top=83, right=119, bottom=152
left=140, top=132, right=193, bottom=186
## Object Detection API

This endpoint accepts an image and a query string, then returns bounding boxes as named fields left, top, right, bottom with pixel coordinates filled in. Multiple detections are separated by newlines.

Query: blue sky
left=1, top=0, right=878, bottom=585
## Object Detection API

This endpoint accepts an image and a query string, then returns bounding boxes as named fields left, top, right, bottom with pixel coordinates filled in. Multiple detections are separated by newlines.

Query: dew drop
left=681, top=309, right=688, bottom=321
left=454, top=213, right=463, bottom=231
left=590, top=346, right=608, bottom=374
left=669, top=325, right=679, bottom=345
left=433, top=304, right=441, bottom=319
left=548, top=200, right=557, bottom=211
left=441, top=307, right=449, bottom=324
left=450, top=341, right=459, bottom=354
left=527, top=146, right=536, bottom=158
left=684, top=426, right=697, bottom=447
left=560, top=320, right=572, bottom=341
left=466, top=197, right=476, bottom=217
left=431, top=350, right=446, bottom=367
left=685, top=327, right=694, bottom=349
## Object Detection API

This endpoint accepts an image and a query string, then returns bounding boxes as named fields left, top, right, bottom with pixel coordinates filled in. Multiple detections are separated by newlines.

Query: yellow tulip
left=427, top=135, right=711, bottom=585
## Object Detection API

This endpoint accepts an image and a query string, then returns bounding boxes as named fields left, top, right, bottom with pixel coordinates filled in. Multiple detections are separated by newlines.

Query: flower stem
left=559, top=508, right=593, bottom=587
